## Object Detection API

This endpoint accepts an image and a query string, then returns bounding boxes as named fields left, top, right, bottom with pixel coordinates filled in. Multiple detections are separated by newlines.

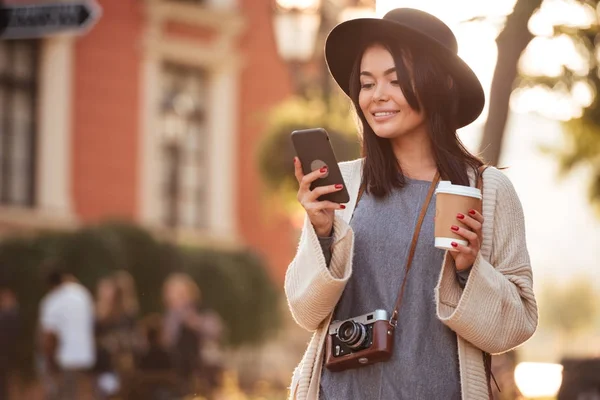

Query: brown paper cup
left=434, top=181, right=482, bottom=251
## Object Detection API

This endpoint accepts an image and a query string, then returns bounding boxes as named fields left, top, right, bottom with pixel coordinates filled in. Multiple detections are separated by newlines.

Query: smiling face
left=358, top=44, right=427, bottom=141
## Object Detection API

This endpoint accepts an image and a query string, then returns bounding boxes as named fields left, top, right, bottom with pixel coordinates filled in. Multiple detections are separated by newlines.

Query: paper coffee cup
left=434, top=181, right=482, bottom=251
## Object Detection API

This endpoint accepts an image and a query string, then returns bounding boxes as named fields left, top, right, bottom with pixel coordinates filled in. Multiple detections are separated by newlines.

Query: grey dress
left=319, top=177, right=465, bottom=400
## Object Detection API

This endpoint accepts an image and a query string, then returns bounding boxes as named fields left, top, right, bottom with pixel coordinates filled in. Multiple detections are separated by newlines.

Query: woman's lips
left=372, top=110, right=399, bottom=122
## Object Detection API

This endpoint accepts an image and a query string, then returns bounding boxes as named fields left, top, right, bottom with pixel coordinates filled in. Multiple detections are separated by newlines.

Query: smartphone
left=291, top=128, right=350, bottom=204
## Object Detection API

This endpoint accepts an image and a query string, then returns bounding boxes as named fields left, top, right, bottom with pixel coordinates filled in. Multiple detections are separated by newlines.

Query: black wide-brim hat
left=325, top=8, right=485, bottom=128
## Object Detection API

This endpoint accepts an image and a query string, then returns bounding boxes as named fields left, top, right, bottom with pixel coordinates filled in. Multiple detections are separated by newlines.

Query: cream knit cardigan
left=284, top=158, right=538, bottom=400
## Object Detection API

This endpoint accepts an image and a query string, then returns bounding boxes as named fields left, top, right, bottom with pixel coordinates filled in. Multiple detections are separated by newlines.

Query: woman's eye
left=391, top=80, right=399, bottom=86
left=361, top=83, right=374, bottom=89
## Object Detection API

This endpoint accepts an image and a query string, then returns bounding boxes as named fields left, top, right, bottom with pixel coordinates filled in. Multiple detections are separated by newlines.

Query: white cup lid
left=435, top=181, right=482, bottom=199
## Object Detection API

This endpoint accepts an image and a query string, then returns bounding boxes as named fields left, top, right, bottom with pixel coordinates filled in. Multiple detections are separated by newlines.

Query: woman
left=285, top=8, right=538, bottom=400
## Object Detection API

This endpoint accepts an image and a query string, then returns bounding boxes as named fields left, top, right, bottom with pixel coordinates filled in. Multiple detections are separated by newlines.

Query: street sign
left=0, top=1, right=102, bottom=39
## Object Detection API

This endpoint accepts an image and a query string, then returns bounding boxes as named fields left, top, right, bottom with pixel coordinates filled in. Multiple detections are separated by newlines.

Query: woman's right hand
left=294, top=157, right=346, bottom=237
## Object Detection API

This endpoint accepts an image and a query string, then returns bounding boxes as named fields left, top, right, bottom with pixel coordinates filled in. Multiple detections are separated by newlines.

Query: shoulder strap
left=389, top=172, right=440, bottom=328
left=477, top=165, right=488, bottom=191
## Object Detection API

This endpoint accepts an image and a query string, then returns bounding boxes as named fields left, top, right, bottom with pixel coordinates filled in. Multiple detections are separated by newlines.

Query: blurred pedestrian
left=113, top=270, right=139, bottom=321
left=162, top=273, right=224, bottom=398
left=94, top=271, right=140, bottom=398
left=0, top=284, right=19, bottom=400
left=39, top=270, right=95, bottom=400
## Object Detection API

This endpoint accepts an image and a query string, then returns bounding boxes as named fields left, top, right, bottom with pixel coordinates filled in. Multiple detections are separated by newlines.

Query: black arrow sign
left=0, top=1, right=101, bottom=39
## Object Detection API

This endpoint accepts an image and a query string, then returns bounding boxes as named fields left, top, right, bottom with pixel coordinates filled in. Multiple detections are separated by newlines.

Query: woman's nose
left=373, top=83, right=390, bottom=102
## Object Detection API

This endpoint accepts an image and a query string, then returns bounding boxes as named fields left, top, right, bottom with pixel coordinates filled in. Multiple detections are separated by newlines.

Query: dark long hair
left=348, top=36, right=484, bottom=198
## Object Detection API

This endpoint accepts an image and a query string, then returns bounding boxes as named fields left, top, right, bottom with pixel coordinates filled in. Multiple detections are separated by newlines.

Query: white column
left=138, top=52, right=163, bottom=224
left=206, top=64, right=239, bottom=239
left=36, top=36, right=74, bottom=216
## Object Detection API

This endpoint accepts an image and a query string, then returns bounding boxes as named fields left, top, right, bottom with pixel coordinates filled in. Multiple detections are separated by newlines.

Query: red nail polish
left=451, top=225, right=459, bottom=231
left=320, top=167, right=328, bottom=173
left=340, top=204, right=346, bottom=209
left=335, top=184, right=343, bottom=189
left=457, top=213, right=465, bottom=220
left=451, top=242, right=458, bottom=248
left=469, top=209, right=476, bottom=215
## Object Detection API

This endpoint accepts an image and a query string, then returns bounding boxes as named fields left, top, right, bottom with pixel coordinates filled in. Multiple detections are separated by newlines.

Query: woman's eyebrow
left=360, top=67, right=396, bottom=77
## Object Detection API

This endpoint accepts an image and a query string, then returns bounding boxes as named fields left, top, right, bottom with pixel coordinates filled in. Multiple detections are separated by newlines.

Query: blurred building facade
left=0, top=0, right=297, bottom=282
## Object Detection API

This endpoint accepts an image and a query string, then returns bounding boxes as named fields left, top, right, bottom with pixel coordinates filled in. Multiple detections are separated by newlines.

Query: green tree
left=256, top=90, right=361, bottom=209
left=483, top=0, right=600, bottom=211
left=517, top=0, right=600, bottom=213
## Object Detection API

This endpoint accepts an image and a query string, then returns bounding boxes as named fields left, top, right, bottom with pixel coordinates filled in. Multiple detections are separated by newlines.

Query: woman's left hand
left=448, top=209, right=484, bottom=271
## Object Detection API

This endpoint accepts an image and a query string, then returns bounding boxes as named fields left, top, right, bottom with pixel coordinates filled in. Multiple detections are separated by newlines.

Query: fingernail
left=451, top=225, right=459, bottom=232
left=468, top=209, right=476, bottom=215
left=451, top=242, right=458, bottom=248
left=335, top=184, right=343, bottom=189
left=457, top=213, right=465, bottom=220
left=293, top=157, right=297, bottom=164
left=320, top=167, right=328, bottom=173
left=340, top=204, right=346, bottom=209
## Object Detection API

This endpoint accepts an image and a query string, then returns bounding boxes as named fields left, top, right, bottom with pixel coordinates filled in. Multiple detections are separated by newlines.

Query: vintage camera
left=324, top=309, right=394, bottom=372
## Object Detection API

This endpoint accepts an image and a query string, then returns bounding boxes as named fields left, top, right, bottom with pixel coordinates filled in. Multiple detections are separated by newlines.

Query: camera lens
left=337, top=320, right=368, bottom=350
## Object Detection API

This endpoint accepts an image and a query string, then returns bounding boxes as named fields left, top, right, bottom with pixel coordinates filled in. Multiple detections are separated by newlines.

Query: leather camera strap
left=356, top=166, right=497, bottom=394
left=476, top=165, right=487, bottom=192
left=388, top=172, right=440, bottom=329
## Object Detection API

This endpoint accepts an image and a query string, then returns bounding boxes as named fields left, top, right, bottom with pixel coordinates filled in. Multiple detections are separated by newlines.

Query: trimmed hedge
left=0, top=221, right=281, bottom=377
